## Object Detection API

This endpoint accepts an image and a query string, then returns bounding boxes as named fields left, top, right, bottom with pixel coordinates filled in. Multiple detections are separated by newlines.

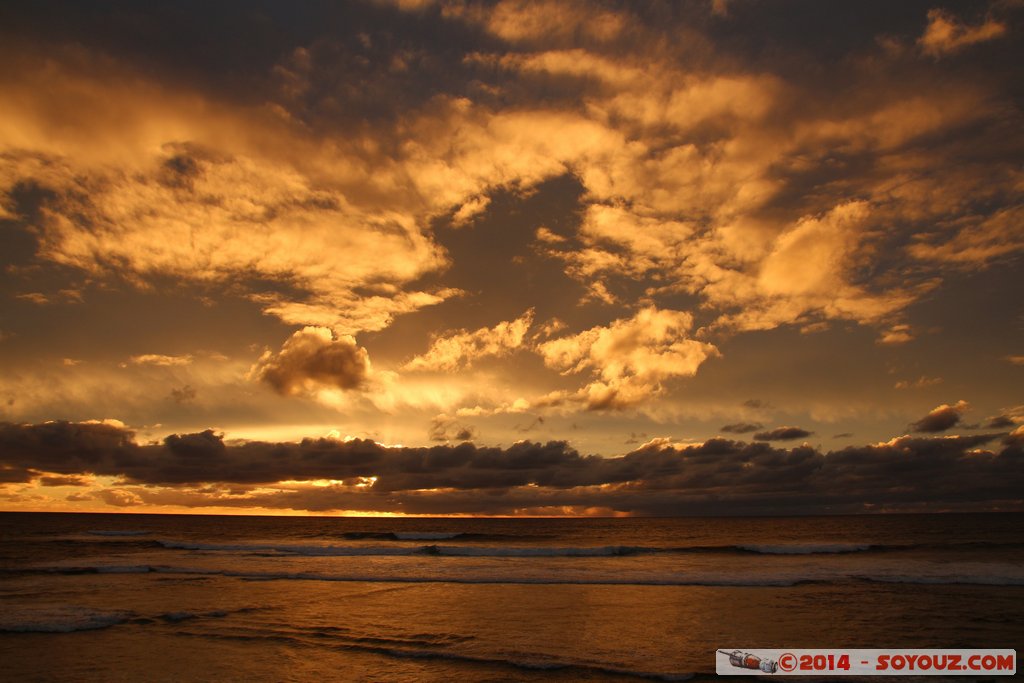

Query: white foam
left=392, top=532, right=463, bottom=540
left=32, top=559, right=1024, bottom=587
left=51, top=562, right=1014, bottom=588
left=96, top=565, right=152, bottom=573
left=156, top=540, right=894, bottom=558
left=859, top=572, right=1024, bottom=586
left=159, top=540, right=421, bottom=556
left=0, top=606, right=131, bottom=633
left=127, top=565, right=809, bottom=586
left=157, top=610, right=233, bottom=622
left=738, top=543, right=872, bottom=555
left=158, top=540, right=649, bottom=557
left=378, top=646, right=695, bottom=680
left=431, top=545, right=642, bottom=557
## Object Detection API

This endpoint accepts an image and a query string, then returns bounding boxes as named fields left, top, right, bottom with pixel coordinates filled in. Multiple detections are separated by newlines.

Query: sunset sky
left=1, top=0, right=1022, bottom=515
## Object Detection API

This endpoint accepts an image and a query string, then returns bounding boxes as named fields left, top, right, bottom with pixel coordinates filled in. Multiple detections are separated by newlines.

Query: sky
left=0, top=0, right=1022, bottom=516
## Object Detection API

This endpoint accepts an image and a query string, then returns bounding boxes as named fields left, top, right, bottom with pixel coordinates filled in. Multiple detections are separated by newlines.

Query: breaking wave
left=341, top=532, right=466, bottom=541
left=0, top=606, right=132, bottom=633
left=330, top=642, right=697, bottom=681
left=0, top=604, right=264, bottom=633
left=37, top=536, right=1023, bottom=557
left=174, top=623, right=697, bottom=681
left=156, top=540, right=891, bottom=557
left=337, top=531, right=556, bottom=542
left=737, top=543, right=872, bottom=554
left=14, top=563, right=1024, bottom=587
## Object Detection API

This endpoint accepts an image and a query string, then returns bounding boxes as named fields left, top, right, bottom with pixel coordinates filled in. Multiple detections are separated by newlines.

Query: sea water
left=1, top=512, right=1021, bottom=681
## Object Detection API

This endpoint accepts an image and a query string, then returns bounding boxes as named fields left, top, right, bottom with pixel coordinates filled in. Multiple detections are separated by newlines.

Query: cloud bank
left=0, top=0, right=1020, bottom=477
left=910, top=400, right=970, bottom=433
left=1, top=421, right=1020, bottom=515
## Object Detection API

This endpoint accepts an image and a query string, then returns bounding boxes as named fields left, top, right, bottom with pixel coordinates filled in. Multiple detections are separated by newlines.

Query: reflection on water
left=1, top=512, right=1022, bottom=681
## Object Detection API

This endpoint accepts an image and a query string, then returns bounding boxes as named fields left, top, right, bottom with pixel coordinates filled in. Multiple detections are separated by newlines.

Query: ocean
left=1, top=512, right=1021, bottom=681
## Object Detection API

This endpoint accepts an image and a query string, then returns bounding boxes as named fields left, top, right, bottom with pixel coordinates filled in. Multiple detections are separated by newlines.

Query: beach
left=2, top=512, right=1021, bottom=681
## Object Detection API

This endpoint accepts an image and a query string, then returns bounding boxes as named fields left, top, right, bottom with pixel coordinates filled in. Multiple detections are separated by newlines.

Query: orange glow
left=1, top=0, right=1021, bottom=516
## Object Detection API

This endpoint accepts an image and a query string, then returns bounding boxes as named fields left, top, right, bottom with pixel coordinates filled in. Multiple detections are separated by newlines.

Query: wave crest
left=0, top=606, right=131, bottom=633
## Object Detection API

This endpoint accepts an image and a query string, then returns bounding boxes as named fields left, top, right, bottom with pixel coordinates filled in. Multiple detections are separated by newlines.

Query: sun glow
left=0, top=0, right=1020, bottom=517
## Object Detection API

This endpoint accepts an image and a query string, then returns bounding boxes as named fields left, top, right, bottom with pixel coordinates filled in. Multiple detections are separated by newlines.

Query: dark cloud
left=623, top=431, right=647, bottom=445
left=0, top=421, right=136, bottom=476
left=910, top=400, right=969, bottom=433
left=157, top=145, right=205, bottom=190
left=1, top=421, right=1021, bottom=515
left=515, top=416, right=546, bottom=433
left=170, top=384, right=197, bottom=404
left=0, top=466, right=35, bottom=483
left=98, top=488, right=142, bottom=507
left=164, top=429, right=227, bottom=459
left=720, top=422, right=763, bottom=434
left=753, top=426, right=813, bottom=441
left=429, top=417, right=477, bottom=443
left=38, top=474, right=89, bottom=486
left=985, top=415, right=1016, bottom=429
left=252, top=328, right=371, bottom=395
left=0, top=0, right=487, bottom=126
left=0, top=0, right=1021, bottom=489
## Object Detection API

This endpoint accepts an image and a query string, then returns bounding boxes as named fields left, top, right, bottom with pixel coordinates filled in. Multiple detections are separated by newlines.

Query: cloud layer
left=0, top=0, right=1021, bottom=486
left=1, top=420, right=1020, bottom=515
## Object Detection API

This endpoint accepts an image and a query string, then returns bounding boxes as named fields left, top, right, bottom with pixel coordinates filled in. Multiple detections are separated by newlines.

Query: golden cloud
left=918, top=8, right=1007, bottom=58
left=0, top=51, right=458, bottom=336
left=1, top=2, right=1021, bottom=433
left=538, top=307, right=718, bottom=410
left=251, top=327, right=372, bottom=396
left=129, top=354, right=194, bottom=367
left=405, top=309, right=535, bottom=371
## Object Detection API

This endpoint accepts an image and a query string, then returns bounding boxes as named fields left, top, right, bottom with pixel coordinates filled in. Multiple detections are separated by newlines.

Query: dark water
left=1, top=512, right=1021, bottom=681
